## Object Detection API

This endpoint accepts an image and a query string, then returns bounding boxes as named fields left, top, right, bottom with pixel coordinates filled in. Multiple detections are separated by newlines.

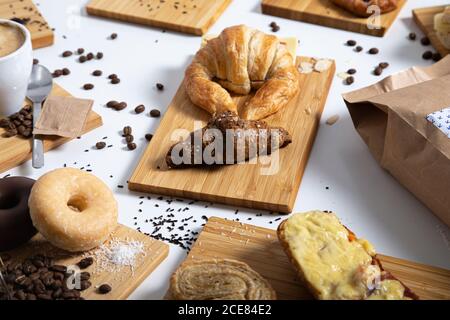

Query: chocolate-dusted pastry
left=166, top=111, right=292, bottom=168
left=0, top=177, right=37, bottom=251
left=330, top=0, right=398, bottom=18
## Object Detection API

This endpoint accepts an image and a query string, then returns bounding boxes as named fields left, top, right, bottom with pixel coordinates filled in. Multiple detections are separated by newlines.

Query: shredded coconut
left=93, top=239, right=145, bottom=274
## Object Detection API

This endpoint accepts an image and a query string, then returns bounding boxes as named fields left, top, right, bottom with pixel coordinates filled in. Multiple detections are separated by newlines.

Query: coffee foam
left=0, top=23, right=25, bottom=58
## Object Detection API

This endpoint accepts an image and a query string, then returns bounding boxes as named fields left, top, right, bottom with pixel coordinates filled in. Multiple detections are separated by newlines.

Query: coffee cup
left=0, top=19, right=33, bottom=117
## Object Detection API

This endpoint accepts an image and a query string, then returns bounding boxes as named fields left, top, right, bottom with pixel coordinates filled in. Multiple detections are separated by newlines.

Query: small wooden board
left=2, top=224, right=169, bottom=300
left=261, top=0, right=406, bottom=37
left=129, top=57, right=335, bottom=213
left=86, top=0, right=232, bottom=36
left=0, top=0, right=54, bottom=49
left=0, top=84, right=103, bottom=175
left=177, top=217, right=450, bottom=300
left=413, top=5, right=450, bottom=57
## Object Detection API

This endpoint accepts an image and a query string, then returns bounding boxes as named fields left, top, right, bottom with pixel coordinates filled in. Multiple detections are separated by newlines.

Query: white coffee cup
left=0, top=19, right=33, bottom=117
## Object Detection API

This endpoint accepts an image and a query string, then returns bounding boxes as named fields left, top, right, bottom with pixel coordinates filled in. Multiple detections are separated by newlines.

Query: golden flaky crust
left=168, top=259, right=277, bottom=300
left=330, top=0, right=398, bottom=17
left=185, top=25, right=300, bottom=120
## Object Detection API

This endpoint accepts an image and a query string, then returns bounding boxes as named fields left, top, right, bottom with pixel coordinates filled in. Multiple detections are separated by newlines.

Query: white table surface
left=5, top=0, right=450, bottom=299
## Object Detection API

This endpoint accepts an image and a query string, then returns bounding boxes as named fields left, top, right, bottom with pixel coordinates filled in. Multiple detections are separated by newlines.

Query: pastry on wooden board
left=434, top=6, right=450, bottom=49
left=330, top=0, right=398, bottom=18
left=278, top=211, right=419, bottom=300
left=185, top=25, right=300, bottom=120
left=166, top=111, right=291, bottom=168
left=168, top=259, right=277, bottom=300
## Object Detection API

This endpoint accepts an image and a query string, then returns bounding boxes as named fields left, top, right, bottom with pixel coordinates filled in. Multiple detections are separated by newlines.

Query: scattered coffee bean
left=111, top=78, right=121, bottom=84
left=127, top=142, right=137, bottom=150
left=422, top=51, right=433, bottom=60
left=108, top=74, right=118, bottom=79
left=80, top=280, right=92, bottom=291
left=269, top=21, right=280, bottom=32
left=96, top=142, right=106, bottom=149
left=79, top=55, right=87, bottom=63
left=355, top=46, right=363, bottom=52
left=62, top=68, right=70, bottom=75
left=156, top=83, right=164, bottom=91
left=110, top=33, right=118, bottom=40
left=77, top=48, right=85, bottom=55
left=346, top=39, right=357, bottom=46
left=83, top=83, right=94, bottom=90
left=150, top=109, right=161, bottom=117
left=345, top=76, right=355, bottom=85
left=106, top=100, right=119, bottom=108
left=125, top=135, right=134, bottom=143
left=379, top=62, right=389, bottom=69
left=408, top=32, right=416, bottom=40
left=96, top=52, right=103, bottom=59
left=33, top=58, right=39, bottom=65
left=52, top=69, right=63, bottom=78
left=347, top=68, right=357, bottom=75
left=374, top=66, right=383, bottom=76
left=86, top=52, right=94, bottom=60
left=62, top=50, right=72, bottom=57
left=420, top=36, right=430, bottom=46
left=76, top=257, right=94, bottom=269
left=368, top=48, right=379, bottom=54
left=123, top=126, right=132, bottom=136
left=135, top=104, right=145, bottom=114
left=98, top=284, right=112, bottom=294
left=432, top=52, right=442, bottom=62
left=114, top=102, right=127, bottom=111
left=145, top=133, right=153, bottom=142
left=92, top=70, right=102, bottom=76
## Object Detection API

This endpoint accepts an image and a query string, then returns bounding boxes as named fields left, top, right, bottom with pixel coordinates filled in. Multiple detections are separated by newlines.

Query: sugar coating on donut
left=28, top=168, right=118, bottom=252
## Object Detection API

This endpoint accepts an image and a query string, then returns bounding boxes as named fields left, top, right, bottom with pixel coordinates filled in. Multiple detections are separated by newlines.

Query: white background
left=5, top=0, right=450, bottom=299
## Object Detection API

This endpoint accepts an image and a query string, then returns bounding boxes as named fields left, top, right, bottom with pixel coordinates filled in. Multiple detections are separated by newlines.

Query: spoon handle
left=32, top=101, right=44, bottom=169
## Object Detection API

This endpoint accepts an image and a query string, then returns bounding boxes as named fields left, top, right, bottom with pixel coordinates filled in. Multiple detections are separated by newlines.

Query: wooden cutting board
left=0, top=84, right=103, bottom=175
left=261, top=0, right=406, bottom=37
left=179, top=217, right=450, bottom=300
left=86, top=0, right=232, bottom=36
left=129, top=57, right=335, bottom=213
left=2, top=224, right=169, bottom=300
left=0, top=0, right=54, bottom=49
left=413, top=5, right=450, bottom=57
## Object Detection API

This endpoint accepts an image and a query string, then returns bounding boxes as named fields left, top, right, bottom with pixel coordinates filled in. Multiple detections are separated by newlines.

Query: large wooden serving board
left=86, top=0, right=232, bottom=36
left=413, top=5, right=450, bottom=57
left=0, top=0, right=54, bottom=49
left=2, top=224, right=169, bottom=300
left=129, top=57, right=335, bottom=213
left=0, top=84, right=103, bottom=175
left=179, top=217, right=450, bottom=300
left=262, top=0, right=406, bottom=37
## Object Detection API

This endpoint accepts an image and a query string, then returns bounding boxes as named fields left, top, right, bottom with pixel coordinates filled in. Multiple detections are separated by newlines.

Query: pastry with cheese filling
left=434, top=6, right=450, bottom=49
left=277, top=211, right=418, bottom=300
left=330, top=0, right=398, bottom=17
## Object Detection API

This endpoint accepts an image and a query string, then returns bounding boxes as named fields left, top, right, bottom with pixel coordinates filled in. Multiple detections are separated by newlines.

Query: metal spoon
left=27, top=64, right=53, bottom=169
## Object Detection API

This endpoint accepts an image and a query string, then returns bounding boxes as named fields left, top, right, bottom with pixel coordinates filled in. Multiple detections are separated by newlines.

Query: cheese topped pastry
left=277, top=211, right=418, bottom=300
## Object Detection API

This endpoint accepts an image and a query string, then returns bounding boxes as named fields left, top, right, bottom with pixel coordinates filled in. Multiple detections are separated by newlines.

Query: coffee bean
left=98, top=284, right=112, bottom=294
left=368, top=48, right=379, bottom=54
left=62, top=50, right=72, bottom=57
left=145, top=133, right=153, bottom=142
left=422, top=51, right=433, bottom=60
left=110, top=33, right=118, bottom=40
left=108, top=74, right=118, bottom=79
left=106, top=100, right=119, bottom=108
left=33, top=58, right=39, bottom=65
left=96, top=142, right=106, bottom=149
left=355, top=46, right=363, bottom=52
left=432, top=52, right=442, bottom=62
left=37, top=293, right=52, bottom=300
left=379, top=62, right=389, bottom=69
left=156, top=83, right=164, bottom=91
left=62, top=290, right=80, bottom=299
left=114, top=102, right=127, bottom=111
left=79, top=280, right=91, bottom=291
left=150, top=109, right=161, bottom=117
left=111, top=78, right=121, bottom=84
left=92, top=70, right=102, bottom=76
left=345, top=76, right=354, bottom=85
left=0, top=119, right=10, bottom=128
left=127, top=142, right=137, bottom=150
left=83, top=83, right=94, bottom=90
left=123, top=126, right=132, bottom=136
left=4, top=129, right=18, bottom=137
left=346, top=40, right=356, bottom=46
left=408, top=32, right=416, bottom=40
left=77, top=48, right=85, bottom=54
left=79, top=55, right=87, bottom=63
left=269, top=22, right=280, bottom=32
left=62, top=68, right=70, bottom=75
left=420, top=36, right=430, bottom=46
left=50, top=265, right=67, bottom=273
left=374, top=66, right=383, bottom=76
left=52, top=69, right=63, bottom=78
left=76, top=257, right=93, bottom=269
left=52, top=288, right=63, bottom=299
left=96, top=52, right=104, bottom=59
left=125, top=135, right=134, bottom=143
left=86, top=52, right=94, bottom=60
left=135, top=104, right=145, bottom=114
left=80, top=272, right=91, bottom=281
left=347, top=68, right=356, bottom=75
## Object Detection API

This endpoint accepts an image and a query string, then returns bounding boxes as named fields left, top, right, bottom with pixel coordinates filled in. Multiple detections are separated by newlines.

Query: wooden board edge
left=31, top=32, right=54, bottom=49
left=198, top=0, right=232, bottom=35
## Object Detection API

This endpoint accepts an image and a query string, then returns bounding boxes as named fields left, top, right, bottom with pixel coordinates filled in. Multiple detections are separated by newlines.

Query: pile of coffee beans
left=123, top=126, right=137, bottom=150
left=0, top=254, right=92, bottom=300
left=106, top=100, right=127, bottom=111
left=0, top=105, right=33, bottom=138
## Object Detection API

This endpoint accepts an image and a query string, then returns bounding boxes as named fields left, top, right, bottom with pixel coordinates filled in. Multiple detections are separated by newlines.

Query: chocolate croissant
left=330, top=0, right=398, bottom=17
left=166, top=111, right=291, bottom=168
left=185, top=25, right=300, bottom=121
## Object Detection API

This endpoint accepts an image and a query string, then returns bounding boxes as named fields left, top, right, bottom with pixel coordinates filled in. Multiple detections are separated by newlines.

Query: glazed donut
left=28, top=168, right=118, bottom=252
left=0, top=177, right=37, bottom=251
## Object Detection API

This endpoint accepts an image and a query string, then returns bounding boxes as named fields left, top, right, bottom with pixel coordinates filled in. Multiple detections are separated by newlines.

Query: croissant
left=330, top=0, right=398, bottom=17
left=169, top=259, right=277, bottom=300
left=185, top=25, right=301, bottom=121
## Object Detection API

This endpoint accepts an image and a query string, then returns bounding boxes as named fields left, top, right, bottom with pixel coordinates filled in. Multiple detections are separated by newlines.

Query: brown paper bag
left=343, top=56, right=450, bottom=227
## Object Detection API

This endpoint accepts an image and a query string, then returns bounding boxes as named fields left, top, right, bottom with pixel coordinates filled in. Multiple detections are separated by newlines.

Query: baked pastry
left=169, top=259, right=276, bottom=300
left=29, top=168, right=118, bottom=252
left=166, top=111, right=292, bottom=168
left=185, top=25, right=300, bottom=120
left=278, top=211, right=418, bottom=300
left=330, top=0, right=398, bottom=17
left=434, top=6, right=450, bottom=49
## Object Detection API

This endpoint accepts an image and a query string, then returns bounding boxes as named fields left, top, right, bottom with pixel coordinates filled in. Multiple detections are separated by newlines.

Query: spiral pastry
left=169, top=259, right=276, bottom=300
